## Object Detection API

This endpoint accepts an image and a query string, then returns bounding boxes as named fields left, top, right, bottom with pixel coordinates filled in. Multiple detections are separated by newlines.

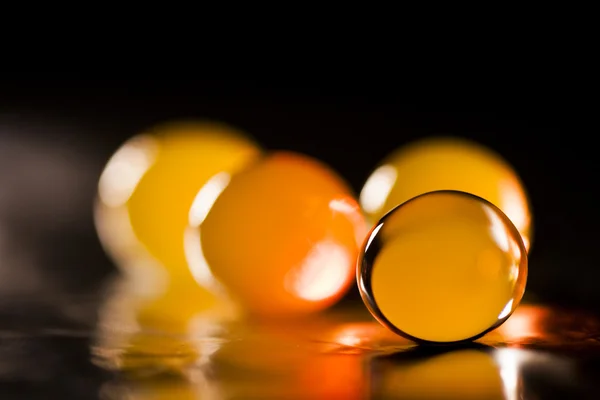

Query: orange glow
left=358, top=191, right=528, bottom=343
left=359, top=137, right=533, bottom=251
left=334, top=323, right=381, bottom=348
left=495, top=304, right=549, bottom=341
left=210, top=318, right=368, bottom=399
left=199, top=151, right=368, bottom=317
left=329, top=321, right=413, bottom=352
left=297, top=354, right=366, bottom=400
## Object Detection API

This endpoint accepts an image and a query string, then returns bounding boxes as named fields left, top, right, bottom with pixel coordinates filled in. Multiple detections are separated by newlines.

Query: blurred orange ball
left=199, top=151, right=368, bottom=317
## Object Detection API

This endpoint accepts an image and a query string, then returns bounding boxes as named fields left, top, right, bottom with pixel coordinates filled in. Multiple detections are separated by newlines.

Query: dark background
left=0, top=80, right=597, bottom=324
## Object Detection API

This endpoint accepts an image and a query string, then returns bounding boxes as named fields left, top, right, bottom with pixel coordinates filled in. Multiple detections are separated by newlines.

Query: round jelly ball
left=199, top=151, right=368, bottom=317
left=359, top=137, right=533, bottom=251
left=94, top=120, right=263, bottom=279
left=357, top=190, right=528, bottom=344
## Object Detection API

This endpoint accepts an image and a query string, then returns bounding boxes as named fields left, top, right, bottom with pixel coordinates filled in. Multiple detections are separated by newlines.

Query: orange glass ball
left=198, top=151, right=368, bottom=317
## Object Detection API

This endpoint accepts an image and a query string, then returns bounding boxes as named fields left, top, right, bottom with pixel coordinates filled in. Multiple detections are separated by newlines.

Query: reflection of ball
left=372, top=347, right=506, bottom=399
left=94, top=120, right=262, bottom=281
left=92, top=274, right=235, bottom=377
left=211, top=318, right=366, bottom=399
left=359, top=137, right=533, bottom=250
left=100, top=379, right=206, bottom=400
left=358, top=190, right=528, bottom=344
left=199, top=151, right=368, bottom=317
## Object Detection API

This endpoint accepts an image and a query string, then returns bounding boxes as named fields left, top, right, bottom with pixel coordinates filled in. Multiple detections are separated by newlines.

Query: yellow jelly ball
left=94, top=120, right=263, bottom=280
left=357, top=190, right=528, bottom=344
left=359, top=137, right=533, bottom=251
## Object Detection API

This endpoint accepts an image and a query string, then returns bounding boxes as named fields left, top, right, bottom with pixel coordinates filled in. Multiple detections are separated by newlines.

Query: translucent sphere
left=359, top=137, right=533, bottom=251
left=199, top=151, right=368, bottom=317
left=357, top=190, right=528, bottom=344
left=94, top=120, right=262, bottom=279
left=93, top=120, right=261, bottom=324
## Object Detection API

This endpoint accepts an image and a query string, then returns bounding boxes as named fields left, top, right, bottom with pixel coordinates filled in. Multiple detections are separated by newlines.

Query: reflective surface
left=358, top=190, right=528, bottom=344
left=1, top=111, right=597, bottom=399
left=2, top=275, right=600, bottom=399
left=199, top=151, right=368, bottom=317
left=359, top=136, right=533, bottom=250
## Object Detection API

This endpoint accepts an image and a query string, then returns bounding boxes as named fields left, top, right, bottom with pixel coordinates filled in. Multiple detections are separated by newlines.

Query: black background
left=0, top=80, right=597, bottom=316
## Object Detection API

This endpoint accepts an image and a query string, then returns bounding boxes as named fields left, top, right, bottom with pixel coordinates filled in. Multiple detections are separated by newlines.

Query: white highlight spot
left=498, top=299, right=514, bottom=320
left=98, top=135, right=158, bottom=207
left=286, top=241, right=351, bottom=302
left=359, top=165, right=397, bottom=214
left=188, top=172, right=231, bottom=227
